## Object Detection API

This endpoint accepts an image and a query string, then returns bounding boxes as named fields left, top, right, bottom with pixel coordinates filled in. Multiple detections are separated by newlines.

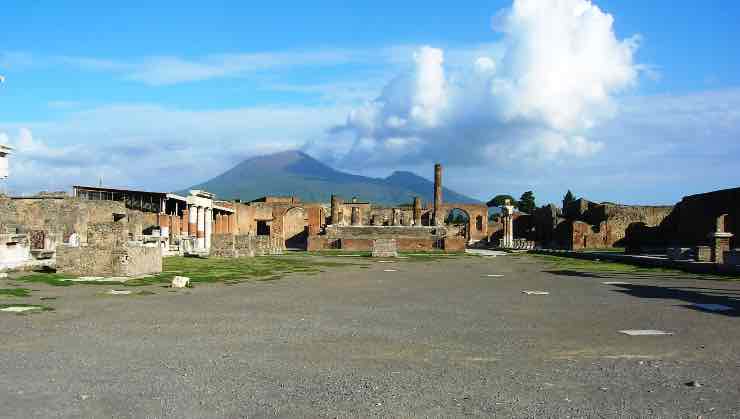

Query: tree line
left=486, top=190, right=577, bottom=216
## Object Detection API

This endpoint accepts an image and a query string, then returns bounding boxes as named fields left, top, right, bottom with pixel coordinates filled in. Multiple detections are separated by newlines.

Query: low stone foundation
left=57, top=244, right=161, bottom=277
left=372, top=239, right=398, bottom=257
left=211, top=234, right=283, bottom=258
left=442, top=237, right=466, bottom=253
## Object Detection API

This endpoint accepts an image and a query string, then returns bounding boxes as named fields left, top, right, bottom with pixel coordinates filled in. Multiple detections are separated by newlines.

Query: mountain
left=184, top=150, right=481, bottom=205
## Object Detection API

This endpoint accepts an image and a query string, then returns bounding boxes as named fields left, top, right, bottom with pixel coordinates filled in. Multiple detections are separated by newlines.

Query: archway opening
left=445, top=208, right=471, bottom=240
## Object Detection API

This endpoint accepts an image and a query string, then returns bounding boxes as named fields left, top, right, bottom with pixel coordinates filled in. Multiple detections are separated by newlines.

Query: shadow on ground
left=544, top=269, right=740, bottom=317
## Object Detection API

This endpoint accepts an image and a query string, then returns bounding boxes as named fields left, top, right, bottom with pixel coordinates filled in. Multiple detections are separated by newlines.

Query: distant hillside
left=184, top=150, right=480, bottom=205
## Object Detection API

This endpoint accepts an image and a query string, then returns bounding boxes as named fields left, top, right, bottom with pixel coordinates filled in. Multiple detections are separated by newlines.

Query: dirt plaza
left=1, top=252, right=739, bottom=418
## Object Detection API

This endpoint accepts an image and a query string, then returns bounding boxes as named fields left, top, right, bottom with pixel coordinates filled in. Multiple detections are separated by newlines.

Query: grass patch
left=161, top=256, right=355, bottom=283
left=14, top=273, right=77, bottom=287
left=142, top=256, right=358, bottom=285
left=11, top=255, right=360, bottom=288
left=0, top=288, right=31, bottom=298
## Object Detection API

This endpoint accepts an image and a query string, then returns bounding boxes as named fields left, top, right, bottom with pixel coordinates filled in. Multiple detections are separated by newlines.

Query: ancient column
left=188, top=204, right=197, bottom=237
left=413, top=197, right=422, bottom=226
left=159, top=213, right=170, bottom=243
left=502, top=199, right=515, bottom=248
left=197, top=206, right=205, bottom=249
left=710, top=214, right=733, bottom=264
left=205, top=208, right=213, bottom=250
left=228, top=213, right=235, bottom=234
left=351, top=207, right=360, bottom=226
left=215, top=214, right=222, bottom=235
left=181, top=208, right=189, bottom=236
left=433, top=163, right=443, bottom=225
left=330, top=195, right=342, bottom=225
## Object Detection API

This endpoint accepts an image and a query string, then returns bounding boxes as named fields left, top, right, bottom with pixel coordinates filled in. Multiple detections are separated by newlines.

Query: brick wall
left=211, top=234, right=283, bottom=257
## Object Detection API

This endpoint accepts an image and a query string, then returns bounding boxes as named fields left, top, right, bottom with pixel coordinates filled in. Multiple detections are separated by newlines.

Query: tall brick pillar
left=188, top=204, right=197, bottom=237
left=331, top=195, right=342, bottom=225
left=710, top=214, right=733, bottom=264
left=433, top=163, right=443, bottom=225
left=181, top=208, right=189, bottom=236
left=413, top=197, right=422, bottom=226
left=159, top=213, right=170, bottom=240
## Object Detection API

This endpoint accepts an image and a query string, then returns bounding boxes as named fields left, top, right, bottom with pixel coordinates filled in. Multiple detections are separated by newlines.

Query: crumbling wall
left=56, top=219, right=162, bottom=277
left=57, top=246, right=115, bottom=276
left=11, top=197, right=126, bottom=244
left=667, top=187, right=740, bottom=248
left=534, top=199, right=673, bottom=250
left=0, top=196, right=19, bottom=234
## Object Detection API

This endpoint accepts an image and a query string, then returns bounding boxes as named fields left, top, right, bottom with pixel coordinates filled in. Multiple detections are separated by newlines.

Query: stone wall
left=10, top=196, right=127, bottom=244
left=57, top=244, right=161, bottom=277
left=325, top=225, right=448, bottom=239
left=665, top=187, right=740, bottom=248
left=442, top=237, right=466, bottom=252
left=57, top=245, right=115, bottom=276
left=210, top=234, right=283, bottom=258
left=117, top=246, right=162, bottom=276
left=531, top=199, right=673, bottom=250
left=56, top=219, right=162, bottom=277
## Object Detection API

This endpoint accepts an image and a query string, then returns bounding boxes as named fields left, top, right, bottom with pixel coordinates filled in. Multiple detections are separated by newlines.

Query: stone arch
left=444, top=207, right=472, bottom=241
left=283, top=206, right=308, bottom=249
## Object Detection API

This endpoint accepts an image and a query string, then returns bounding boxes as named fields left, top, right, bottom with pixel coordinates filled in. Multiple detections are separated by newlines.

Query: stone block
left=171, top=276, right=190, bottom=288
left=307, top=235, right=327, bottom=251
left=695, top=246, right=711, bottom=262
left=443, top=237, right=466, bottom=253
left=372, top=239, right=398, bottom=257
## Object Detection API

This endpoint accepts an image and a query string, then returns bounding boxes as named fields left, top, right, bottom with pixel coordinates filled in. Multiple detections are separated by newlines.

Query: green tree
left=518, top=191, right=536, bottom=214
left=563, top=190, right=576, bottom=208
left=486, top=194, right=516, bottom=208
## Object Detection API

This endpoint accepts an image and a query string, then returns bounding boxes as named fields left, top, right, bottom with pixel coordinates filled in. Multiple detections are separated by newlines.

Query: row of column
left=168, top=205, right=235, bottom=250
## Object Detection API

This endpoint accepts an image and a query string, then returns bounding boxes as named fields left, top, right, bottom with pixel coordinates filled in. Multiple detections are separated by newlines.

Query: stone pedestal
left=694, top=246, right=712, bottom=262
left=372, top=239, right=398, bottom=258
left=710, top=232, right=733, bottom=264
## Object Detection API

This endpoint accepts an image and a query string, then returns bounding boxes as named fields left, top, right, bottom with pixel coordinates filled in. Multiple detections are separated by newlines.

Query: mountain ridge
left=185, top=150, right=481, bottom=206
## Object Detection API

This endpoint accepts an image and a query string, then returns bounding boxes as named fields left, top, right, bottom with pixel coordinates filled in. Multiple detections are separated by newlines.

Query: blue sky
left=1, top=0, right=739, bottom=205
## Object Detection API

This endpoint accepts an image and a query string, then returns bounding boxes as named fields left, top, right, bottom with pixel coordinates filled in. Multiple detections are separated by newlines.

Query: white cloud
left=0, top=103, right=349, bottom=194
left=59, top=48, right=399, bottom=86
left=307, top=0, right=641, bottom=169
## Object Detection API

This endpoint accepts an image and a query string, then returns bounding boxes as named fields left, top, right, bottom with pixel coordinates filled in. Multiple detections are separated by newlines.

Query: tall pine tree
left=518, top=191, right=536, bottom=214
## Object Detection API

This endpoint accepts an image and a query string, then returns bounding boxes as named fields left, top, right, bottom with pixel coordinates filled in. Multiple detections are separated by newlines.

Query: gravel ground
left=1, top=254, right=739, bottom=418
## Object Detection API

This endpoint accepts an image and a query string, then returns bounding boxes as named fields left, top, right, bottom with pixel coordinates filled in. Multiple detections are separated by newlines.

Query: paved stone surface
left=1, top=254, right=739, bottom=418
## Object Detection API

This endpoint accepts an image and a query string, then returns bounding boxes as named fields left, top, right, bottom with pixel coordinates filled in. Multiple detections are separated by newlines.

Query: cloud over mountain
left=307, top=0, right=641, bottom=169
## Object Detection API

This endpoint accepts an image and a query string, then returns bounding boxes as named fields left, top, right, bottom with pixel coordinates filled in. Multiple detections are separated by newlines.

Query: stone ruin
left=56, top=213, right=162, bottom=277
left=306, top=164, right=487, bottom=254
